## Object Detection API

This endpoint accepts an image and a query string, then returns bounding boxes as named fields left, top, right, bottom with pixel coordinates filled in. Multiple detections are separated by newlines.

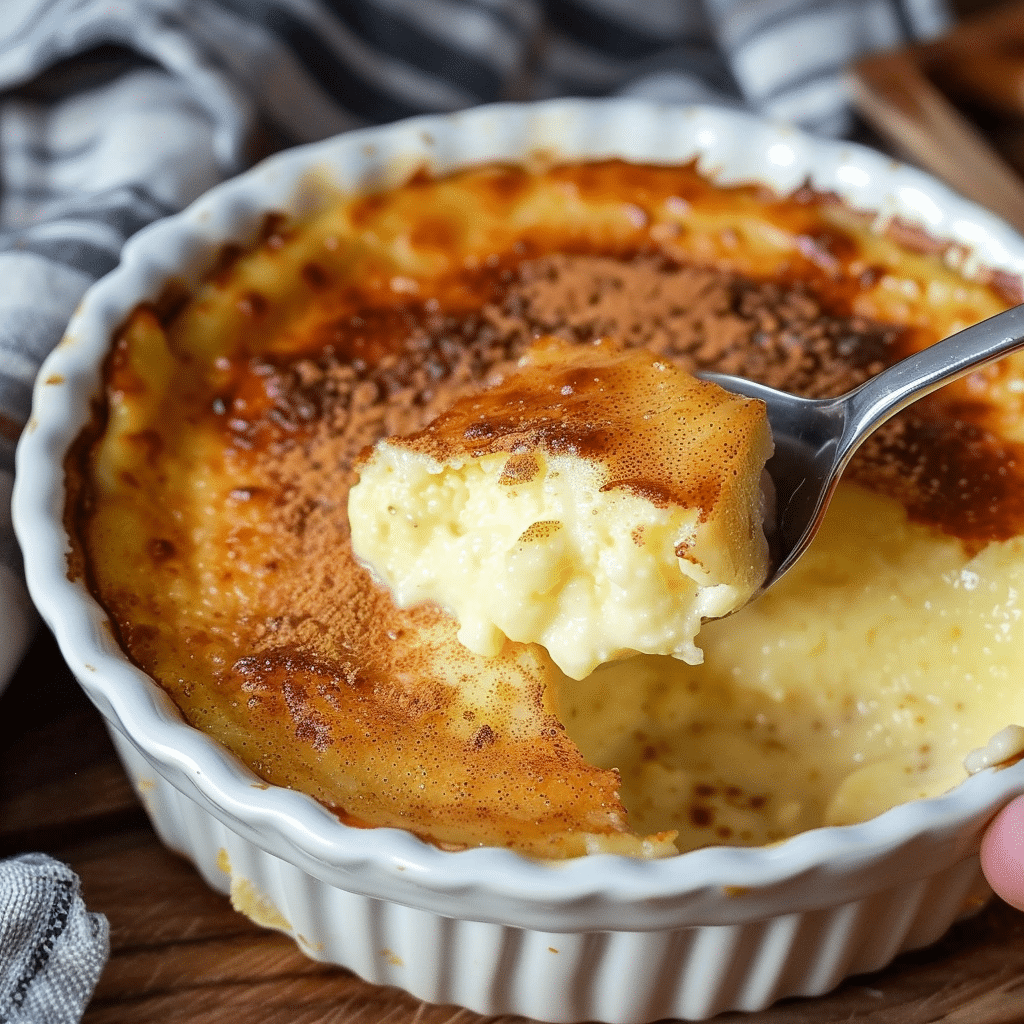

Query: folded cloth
left=0, top=854, right=109, bottom=1024
left=0, top=0, right=951, bottom=1019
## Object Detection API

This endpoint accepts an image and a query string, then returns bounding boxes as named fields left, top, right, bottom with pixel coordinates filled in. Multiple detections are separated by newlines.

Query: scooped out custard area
left=349, top=336, right=774, bottom=680
left=349, top=330, right=1024, bottom=850
left=70, top=158, right=1024, bottom=857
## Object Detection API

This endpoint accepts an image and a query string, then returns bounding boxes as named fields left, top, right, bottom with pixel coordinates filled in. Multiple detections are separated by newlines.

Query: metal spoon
left=701, top=302, right=1024, bottom=599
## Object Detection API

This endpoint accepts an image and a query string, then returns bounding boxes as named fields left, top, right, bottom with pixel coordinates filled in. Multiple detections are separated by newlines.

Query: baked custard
left=349, top=336, right=773, bottom=680
left=68, top=159, right=1024, bottom=857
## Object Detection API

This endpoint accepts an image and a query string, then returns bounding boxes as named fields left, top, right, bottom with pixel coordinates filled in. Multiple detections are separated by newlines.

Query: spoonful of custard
left=349, top=336, right=773, bottom=679
left=703, top=302, right=1024, bottom=598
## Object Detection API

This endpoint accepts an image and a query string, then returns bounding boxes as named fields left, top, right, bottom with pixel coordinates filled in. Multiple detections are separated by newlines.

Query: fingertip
left=981, top=794, right=1024, bottom=912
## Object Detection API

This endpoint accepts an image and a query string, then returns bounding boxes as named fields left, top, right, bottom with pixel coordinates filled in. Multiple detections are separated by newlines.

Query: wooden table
left=4, top=629, right=1024, bottom=1023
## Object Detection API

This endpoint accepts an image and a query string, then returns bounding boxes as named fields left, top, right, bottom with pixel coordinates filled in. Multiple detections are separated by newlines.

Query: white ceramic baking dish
left=13, top=99, right=1024, bottom=1022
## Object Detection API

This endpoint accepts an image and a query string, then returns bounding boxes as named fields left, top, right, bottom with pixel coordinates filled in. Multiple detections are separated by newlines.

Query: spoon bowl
left=703, top=302, right=1024, bottom=597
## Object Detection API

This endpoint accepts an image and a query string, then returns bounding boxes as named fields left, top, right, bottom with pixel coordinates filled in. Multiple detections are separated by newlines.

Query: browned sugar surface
left=159, top=246, right=1024, bottom=695
left=251, top=248, right=1024, bottom=545
left=74, top=160, right=1023, bottom=853
left=381, top=335, right=769, bottom=514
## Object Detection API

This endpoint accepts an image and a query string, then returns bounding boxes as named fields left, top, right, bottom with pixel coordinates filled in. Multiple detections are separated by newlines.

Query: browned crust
left=65, top=159, right=1022, bottom=855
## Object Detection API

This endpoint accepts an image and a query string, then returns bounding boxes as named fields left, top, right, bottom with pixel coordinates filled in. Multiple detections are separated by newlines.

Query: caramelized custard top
left=370, top=335, right=771, bottom=514
left=68, top=160, right=1024, bottom=856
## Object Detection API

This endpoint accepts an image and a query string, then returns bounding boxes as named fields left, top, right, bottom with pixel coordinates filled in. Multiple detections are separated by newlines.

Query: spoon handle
left=837, top=302, right=1024, bottom=469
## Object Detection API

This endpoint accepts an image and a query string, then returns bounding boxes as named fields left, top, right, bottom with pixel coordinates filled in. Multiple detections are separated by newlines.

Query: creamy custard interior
left=349, top=337, right=772, bottom=680
left=68, top=160, right=1024, bottom=857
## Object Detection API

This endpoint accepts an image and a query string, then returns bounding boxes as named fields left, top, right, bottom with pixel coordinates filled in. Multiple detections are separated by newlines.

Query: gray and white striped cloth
left=0, top=855, right=109, bottom=1024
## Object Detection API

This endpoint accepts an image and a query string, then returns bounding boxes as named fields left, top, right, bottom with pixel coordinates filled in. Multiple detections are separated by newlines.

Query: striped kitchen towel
left=0, top=854, right=109, bottom=1024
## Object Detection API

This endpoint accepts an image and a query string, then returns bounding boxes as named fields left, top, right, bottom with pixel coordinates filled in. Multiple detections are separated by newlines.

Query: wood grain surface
left=851, top=1, right=1024, bottom=236
left=3, top=630, right=1024, bottom=1023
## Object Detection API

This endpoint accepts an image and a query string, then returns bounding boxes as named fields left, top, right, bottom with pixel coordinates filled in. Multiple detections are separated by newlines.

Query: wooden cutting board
left=3, top=631, right=1024, bottom=1024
